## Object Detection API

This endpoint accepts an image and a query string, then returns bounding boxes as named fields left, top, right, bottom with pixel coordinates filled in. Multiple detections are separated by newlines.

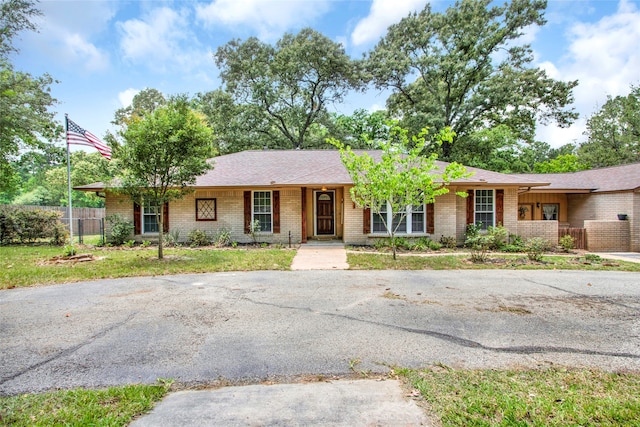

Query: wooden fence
left=559, top=227, right=586, bottom=249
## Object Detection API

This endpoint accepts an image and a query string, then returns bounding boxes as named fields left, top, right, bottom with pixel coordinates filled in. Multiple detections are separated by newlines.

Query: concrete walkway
left=291, top=241, right=349, bottom=270
left=131, top=379, right=430, bottom=426
left=594, top=252, right=640, bottom=263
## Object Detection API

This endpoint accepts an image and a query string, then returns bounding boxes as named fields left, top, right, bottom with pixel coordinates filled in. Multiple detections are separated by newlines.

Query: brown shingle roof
left=75, top=150, right=552, bottom=191
left=193, top=150, right=550, bottom=187
left=517, top=162, right=640, bottom=192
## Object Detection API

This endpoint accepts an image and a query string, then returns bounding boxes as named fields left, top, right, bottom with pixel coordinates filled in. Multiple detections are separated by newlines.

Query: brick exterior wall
left=585, top=220, right=630, bottom=252
left=568, top=192, right=634, bottom=226
left=105, top=188, right=302, bottom=244
left=633, top=192, right=640, bottom=251
left=516, top=220, right=559, bottom=245
left=566, top=191, right=636, bottom=251
left=104, top=191, right=134, bottom=227
left=342, top=187, right=368, bottom=245
left=433, top=192, right=458, bottom=241
left=105, top=185, right=553, bottom=247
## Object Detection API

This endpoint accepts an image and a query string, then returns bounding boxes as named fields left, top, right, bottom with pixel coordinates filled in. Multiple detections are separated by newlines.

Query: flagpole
left=65, top=114, right=74, bottom=248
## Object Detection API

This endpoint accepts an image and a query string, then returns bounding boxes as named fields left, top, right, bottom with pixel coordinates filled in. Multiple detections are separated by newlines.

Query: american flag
left=66, top=116, right=112, bottom=160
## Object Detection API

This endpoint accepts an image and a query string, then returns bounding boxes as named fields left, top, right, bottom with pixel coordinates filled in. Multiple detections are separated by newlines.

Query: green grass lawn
left=0, top=381, right=171, bottom=426
left=397, top=367, right=640, bottom=426
left=348, top=252, right=640, bottom=272
left=0, top=245, right=296, bottom=289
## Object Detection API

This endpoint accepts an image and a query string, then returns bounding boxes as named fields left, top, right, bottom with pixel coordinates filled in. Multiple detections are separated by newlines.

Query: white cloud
left=64, top=34, right=109, bottom=72
left=118, top=88, right=140, bottom=108
left=351, top=0, right=427, bottom=46
left=16, top=1, right=113, bottom=72
left=537, top=0, right=640, bottom=146
left=195, top=0, right=331, bottom=40
left=118, top=7, right=207, bottom=72
left=537, top=118, right=586, bottom=148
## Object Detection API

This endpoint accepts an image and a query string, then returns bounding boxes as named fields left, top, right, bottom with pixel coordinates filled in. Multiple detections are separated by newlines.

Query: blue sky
left=12, top=0, right=640, bottom=150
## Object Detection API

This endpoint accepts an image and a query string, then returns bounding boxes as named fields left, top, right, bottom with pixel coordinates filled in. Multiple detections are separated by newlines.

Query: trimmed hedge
left=0, top=206, right=68, bottom=245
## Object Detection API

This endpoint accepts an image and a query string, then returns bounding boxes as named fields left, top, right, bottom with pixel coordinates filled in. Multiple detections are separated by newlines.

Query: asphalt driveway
left=1, top=270, right=639, bottom=395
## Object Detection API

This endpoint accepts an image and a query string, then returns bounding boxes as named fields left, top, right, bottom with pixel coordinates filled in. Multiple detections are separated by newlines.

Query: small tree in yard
left=329, top=123, right=470, bottom=260
left=116, top=95, right=215, bottom=259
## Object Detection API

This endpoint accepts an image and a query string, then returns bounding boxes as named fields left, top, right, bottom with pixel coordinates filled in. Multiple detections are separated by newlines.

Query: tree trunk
left=157, top=204, right=164, bottom=260
left=391, top=231, right=397, bottom=261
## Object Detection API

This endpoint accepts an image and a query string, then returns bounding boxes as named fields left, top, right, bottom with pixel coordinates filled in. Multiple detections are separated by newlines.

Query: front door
left=316, top=191, right=335, bottom=235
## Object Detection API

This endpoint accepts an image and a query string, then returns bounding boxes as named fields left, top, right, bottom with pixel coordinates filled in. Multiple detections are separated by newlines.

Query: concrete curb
left=131, top=379, right=430, bottom=426
left=291, top=244, right=349, bottom=270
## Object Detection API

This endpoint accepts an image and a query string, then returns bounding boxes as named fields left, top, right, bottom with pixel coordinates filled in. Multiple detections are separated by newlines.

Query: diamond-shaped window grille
left=196, top=198, right=216, bottom=221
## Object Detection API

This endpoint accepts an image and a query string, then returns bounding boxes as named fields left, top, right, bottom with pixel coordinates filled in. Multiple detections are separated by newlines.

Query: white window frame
left=142, top=200, right=159, bottom=234
left=474, top=189, right=495, bottom=230
left=252, top=190, right=273, bottom=233
left=371, top=202, right=426, bottom=235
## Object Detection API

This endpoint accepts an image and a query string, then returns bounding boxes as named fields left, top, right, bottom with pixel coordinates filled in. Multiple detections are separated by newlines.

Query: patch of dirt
left=42, top=254, right=103, bottom=264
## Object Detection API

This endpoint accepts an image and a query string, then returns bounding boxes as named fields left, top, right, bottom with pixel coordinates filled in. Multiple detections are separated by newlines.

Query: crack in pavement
left=522, top=278, right=640, bottom=311
left=0, top=312, right=137, bottom=388
left=243, top=297, right=640, bottom=360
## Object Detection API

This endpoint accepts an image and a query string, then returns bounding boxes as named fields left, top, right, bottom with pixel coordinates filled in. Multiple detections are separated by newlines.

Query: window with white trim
left=475, top=189, right=494, bottom=230
left=253, top=191, right=272, bottom=233
left=372, top=203, right=426, bottom=234
left=143, top=200, right=159, bottom=233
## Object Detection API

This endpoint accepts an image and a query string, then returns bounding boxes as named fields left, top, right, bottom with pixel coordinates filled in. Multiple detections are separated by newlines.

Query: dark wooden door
left=316, top=192, right=334, bottom=235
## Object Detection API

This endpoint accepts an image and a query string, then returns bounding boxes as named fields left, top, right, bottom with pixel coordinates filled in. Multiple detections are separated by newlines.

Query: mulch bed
left=44, top=254, right=102, bottom=264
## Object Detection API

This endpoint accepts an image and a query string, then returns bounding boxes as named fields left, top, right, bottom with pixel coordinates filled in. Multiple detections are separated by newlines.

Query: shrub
left=163, top=228, right=182, bottom=247
left=187, top=229, right=211, bottom=247
left=466, top=234, right=495, bottom=263
left=584, top=253, right=602, bottom=262
left=0, top=207, right=67, bottom=245
left=373, top=238, right=390, bottom=251
left=213, top=229, right=232, bottom=247
left=559, top=234, right=575, bottom=252
left=410, top=238, right=428, bottom=251
left=501, top=244, right=523, bottom=253
left=524, top=237, right=550, bottom=262
left=464, top=223, right=482, bottom=243
left=106, top=214, right=135, bottom=246
left=249, top=219, right=261, bottom=243
left=509, top=233, right=524, bottom=247
left=439, top=235, right=457, bottom=249
left=394, top=236, right=410, bottom=250
left=428, top=239, right=442, bottom=251
left=487, top=225, right=508, bottom=250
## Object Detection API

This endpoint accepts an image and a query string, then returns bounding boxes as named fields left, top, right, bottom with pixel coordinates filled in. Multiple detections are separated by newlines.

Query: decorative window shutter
left=363, top=208, right=371, bottom=234
left=466, top=190, right=474, bottom=225
left=301, top=188, right=307, bottom=243
left=163, top=202, right=169, bottom=233
left=426, top=203, right=435, bottom=234
left=133, top=202, right=141, bottom=235
left=273, top=191, right=280, bottom=234
left=243, top=191, right=251, bottom=234
left=496, top=190, right=504, bottom=225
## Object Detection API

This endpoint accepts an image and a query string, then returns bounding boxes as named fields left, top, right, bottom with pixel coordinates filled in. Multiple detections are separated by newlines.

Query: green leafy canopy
left=116, top=95, right=215, bottom=258
left=329, top=123, right=470, bottom=259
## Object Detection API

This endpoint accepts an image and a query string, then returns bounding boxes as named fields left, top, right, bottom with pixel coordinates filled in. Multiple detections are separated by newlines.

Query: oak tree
left=578, top=85, right=640, bottom=168
left=366, top=0, right=577, bottom=162
left=214, top=28, right=364, bottom=150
